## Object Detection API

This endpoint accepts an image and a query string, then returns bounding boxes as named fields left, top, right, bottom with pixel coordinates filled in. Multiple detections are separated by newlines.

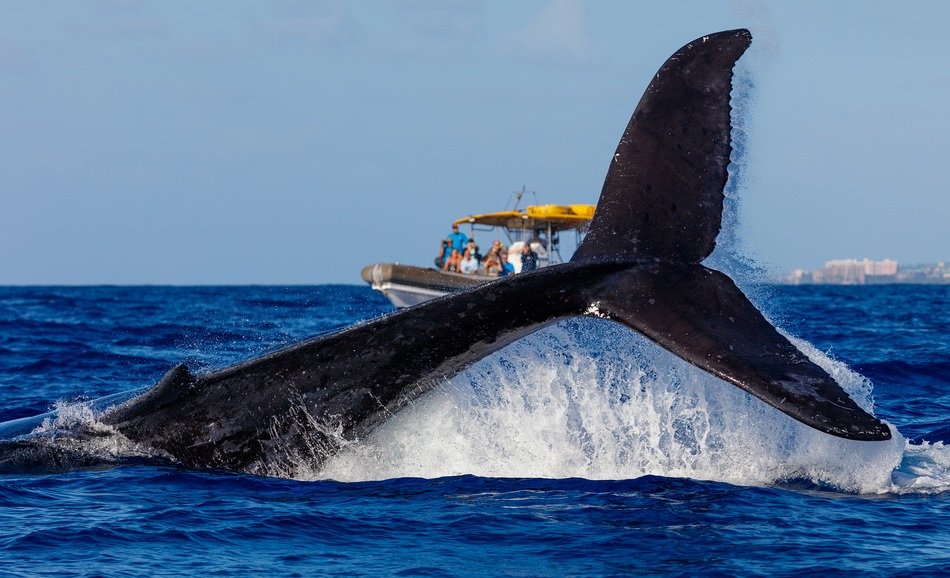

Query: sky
left=1, top=0, right=948, bottom=285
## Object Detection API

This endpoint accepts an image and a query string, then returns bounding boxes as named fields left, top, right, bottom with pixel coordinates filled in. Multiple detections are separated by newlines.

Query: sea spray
left=0, top=399, right=163, bottom=472
left=891, top=441, right=950, bottom=494
left=5, top=285, right=950, bottom=576
left=318, top=318, right=904, bottom=491
left=14, top=318, right=907, bottom=491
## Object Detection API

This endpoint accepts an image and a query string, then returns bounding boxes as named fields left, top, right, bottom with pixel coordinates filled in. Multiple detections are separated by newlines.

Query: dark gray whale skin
left=0, top=29, right=890, bottom=476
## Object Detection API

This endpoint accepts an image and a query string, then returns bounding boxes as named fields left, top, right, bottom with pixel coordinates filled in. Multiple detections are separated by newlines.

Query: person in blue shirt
left=498, top=251, right=515, bottom=277
left=447, top=225, right=468, bottom=255
left=434, top=238, right=451, bottom=268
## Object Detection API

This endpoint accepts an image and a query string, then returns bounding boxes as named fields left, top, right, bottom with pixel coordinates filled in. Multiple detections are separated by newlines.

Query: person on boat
left=498, top=251, right=515, bottom=277
left=465, top=239, right=483, bottom=263
left=434, top=238, right=451, bottom=269
left=529, top=233, right=548, bottom=264
left=521, top=244, right=539, bottom=272
left=447, top=225, right=468, bottom=255
left=443, top=248, right=462, bottom=273
left=484, top=255, right=501, bottom=276
left=483, top=240, right=502, bottom=267
left=459, top=249, right=479, bottom=275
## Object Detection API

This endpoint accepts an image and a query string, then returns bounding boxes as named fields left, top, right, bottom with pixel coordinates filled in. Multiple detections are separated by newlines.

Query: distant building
left=814, top=258, right=898, bottom=284
left=785, top=258, right=899, bottom=285
left=786, top=269, right=814, bottom=284
left=896, top=261, right=950, bottom=283
left=783, top=259, right=950, bottom=285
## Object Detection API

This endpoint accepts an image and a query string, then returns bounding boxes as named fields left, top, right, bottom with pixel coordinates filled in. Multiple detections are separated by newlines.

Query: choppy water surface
left=0, top=284, right=948, bottom=576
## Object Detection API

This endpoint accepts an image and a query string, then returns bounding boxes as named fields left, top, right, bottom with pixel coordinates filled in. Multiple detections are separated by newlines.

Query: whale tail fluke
left=572, top=29, right=890, bottom=441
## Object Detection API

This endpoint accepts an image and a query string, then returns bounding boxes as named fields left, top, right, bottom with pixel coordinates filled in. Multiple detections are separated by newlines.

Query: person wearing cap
left=447, top=224, right=468, bottom=255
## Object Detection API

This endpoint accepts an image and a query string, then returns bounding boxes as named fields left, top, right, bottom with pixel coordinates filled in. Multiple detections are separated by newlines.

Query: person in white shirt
left=459, top=249, right=479, bottom=274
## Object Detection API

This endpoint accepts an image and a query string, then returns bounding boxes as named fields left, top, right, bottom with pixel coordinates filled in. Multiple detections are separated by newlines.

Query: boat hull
left=361, top=263, right=487, bottom=307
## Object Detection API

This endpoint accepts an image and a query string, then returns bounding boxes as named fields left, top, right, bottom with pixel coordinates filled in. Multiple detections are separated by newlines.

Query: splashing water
left=319, top=318, right=910, bottom=493
left=19, top=312, right=950, bottom=495
left=4, top=285, right=948, bottom=578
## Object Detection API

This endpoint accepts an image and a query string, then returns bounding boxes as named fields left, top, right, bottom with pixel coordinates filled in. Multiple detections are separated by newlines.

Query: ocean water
left=0, top=284, right=948, bottom=576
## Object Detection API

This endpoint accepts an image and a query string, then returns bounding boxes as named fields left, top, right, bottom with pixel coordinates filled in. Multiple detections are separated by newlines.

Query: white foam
left=317, top=319, right=907, bottom=493
left=34, top=399, right=108, bottom=434
left=28, top=399, right=166, bottom=464
left=890, top=441, right=950, bottom=494
left=28, top=320, right=945, bottom=494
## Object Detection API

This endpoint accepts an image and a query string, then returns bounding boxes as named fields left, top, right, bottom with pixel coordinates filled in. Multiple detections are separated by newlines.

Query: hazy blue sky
left=2, top=1, right=948, bottom=284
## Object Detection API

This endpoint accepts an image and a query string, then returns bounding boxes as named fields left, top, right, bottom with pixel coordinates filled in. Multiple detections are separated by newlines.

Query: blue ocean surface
left=0, top=284, right=948, bottom=576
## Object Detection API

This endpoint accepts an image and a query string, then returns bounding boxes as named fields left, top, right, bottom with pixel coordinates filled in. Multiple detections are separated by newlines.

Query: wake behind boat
left=361, top=194, right=595, bottom=307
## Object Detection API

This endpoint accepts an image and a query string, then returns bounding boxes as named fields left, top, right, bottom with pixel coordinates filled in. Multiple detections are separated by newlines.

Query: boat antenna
left=510, top=186, right=537, bottom=211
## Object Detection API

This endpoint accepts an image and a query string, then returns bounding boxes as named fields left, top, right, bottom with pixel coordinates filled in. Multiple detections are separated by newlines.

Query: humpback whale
left=0, top=29, right=890, bottom=476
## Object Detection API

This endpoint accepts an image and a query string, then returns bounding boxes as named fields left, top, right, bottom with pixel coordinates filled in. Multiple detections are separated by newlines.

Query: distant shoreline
left=775, top=278, right=950, bottom=286
left=781, top=260, right=948, bottom=286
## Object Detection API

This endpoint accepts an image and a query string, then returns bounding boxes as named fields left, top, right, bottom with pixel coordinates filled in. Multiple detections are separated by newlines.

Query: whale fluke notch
left=0, top=28, right=891, bottom=476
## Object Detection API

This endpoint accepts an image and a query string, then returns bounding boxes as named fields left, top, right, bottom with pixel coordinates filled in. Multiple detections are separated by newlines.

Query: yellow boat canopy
left=453, top=204, right=595, bottom=232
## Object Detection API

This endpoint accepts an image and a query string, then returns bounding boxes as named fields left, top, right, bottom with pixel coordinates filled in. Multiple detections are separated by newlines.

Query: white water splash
left=25, top=321, right=948, bottom=494
left=318, top=318, right=909, bottom=493
left=27, top=400, right=165, bottom=465
left=891, top=442, right=950, bottom=494
left=35, top=400, right=103, bottom=433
